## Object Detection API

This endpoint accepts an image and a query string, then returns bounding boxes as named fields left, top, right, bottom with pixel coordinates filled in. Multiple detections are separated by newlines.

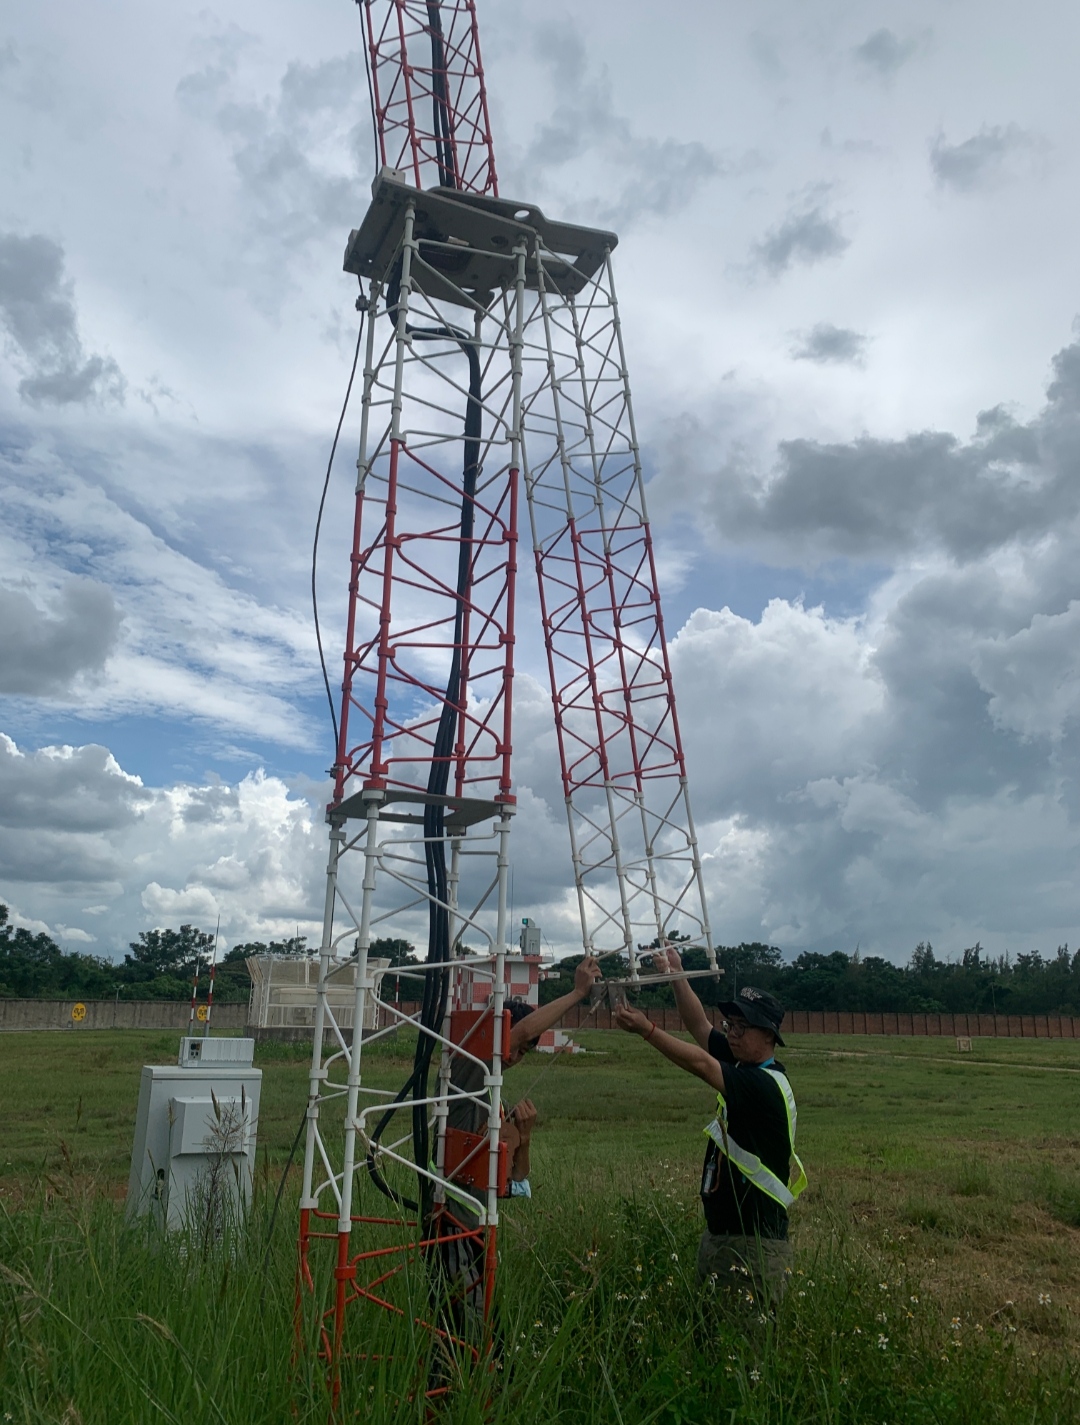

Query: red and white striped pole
left=187, top=950, right=202, bottom=1033
left=203, top=915, right=220, bottom=1037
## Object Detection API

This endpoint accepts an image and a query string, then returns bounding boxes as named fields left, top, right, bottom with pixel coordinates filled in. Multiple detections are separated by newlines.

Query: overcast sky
left=3, top=0, right=1080, bottom=964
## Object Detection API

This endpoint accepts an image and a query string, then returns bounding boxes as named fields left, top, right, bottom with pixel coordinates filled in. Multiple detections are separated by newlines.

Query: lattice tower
left=297, top=2, right=718, bottom=1407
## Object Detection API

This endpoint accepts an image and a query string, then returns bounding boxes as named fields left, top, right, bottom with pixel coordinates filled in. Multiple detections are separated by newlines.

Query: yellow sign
left=196, top=1004, right=209, bottom=1022
left=71, top=1003, right=87, bottom=1023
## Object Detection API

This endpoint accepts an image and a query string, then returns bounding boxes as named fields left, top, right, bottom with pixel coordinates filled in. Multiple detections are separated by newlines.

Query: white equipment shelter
left=127, top=1036, right=262, bottom=1232
left=245, top=953, right=391, bottom=1033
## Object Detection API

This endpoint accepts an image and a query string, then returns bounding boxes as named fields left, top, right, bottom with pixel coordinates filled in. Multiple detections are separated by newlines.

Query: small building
left=453, top=920, right=584, bottom=1053
left=245, top=954, right=392, bottom=1034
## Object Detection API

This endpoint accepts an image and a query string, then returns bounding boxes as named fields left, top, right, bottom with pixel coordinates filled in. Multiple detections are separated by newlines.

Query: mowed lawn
left=2, top=1024, right=1078, bottom=1341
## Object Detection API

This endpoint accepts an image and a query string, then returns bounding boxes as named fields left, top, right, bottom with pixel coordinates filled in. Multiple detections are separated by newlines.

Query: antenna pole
left=203, top=915, right=221, bottom=1038
left=187, top=944, right=202, bottom=1033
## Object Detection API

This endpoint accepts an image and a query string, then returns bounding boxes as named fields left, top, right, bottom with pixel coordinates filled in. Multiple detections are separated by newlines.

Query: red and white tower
left=297, top=0, right=717, bottom=1404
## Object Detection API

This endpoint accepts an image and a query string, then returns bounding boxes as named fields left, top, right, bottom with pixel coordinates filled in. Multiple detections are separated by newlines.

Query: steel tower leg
left=519, top=236, right=716, bottom=975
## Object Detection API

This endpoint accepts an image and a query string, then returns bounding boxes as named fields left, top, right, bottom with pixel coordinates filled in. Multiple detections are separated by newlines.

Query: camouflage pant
left=695, top=1231, right=793, bottom=1305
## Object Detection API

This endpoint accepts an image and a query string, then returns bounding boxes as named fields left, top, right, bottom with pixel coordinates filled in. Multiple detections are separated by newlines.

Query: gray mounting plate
left=343, top=168, right=618, bottom=309
left=334, top=786, right=504, bottom=834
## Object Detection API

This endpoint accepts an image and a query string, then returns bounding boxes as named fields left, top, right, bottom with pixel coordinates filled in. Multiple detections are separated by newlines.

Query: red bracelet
left=644, top=1021, right=658, bottom=1042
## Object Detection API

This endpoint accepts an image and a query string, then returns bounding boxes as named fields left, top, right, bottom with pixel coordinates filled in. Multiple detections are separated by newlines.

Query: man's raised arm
left=508, top=955, right=601, bottom=1053
left=653, top=945, right=713, bottom=1050
left=614, top=1003, right=725, bottom=1092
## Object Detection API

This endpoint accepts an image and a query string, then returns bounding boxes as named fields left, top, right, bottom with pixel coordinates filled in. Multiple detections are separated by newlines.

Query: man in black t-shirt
left=614, top=950, right=803, bottom=1303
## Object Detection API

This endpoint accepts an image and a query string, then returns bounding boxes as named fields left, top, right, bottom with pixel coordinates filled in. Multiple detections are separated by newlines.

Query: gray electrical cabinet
left=126, top=1038, right=262, bottom=1233
left=519, top=918, right=542, bottom=955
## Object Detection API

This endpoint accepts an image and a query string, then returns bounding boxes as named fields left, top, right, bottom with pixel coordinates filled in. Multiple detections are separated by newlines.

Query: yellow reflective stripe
left=704, top=1118, right=795, bottom=1208
left=763, top=1068, right=807, bottom=1201
left=701, top=1066, right=809, bottom=1206
left=789, top=1151, right=808, bottom=1200
left=763, top=1068, right=798, bottom=1141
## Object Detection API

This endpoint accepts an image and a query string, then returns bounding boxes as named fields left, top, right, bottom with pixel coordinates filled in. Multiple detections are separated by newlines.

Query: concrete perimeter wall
left=0, top=999, right=249, bottom=1032
left=5, top=998, right=1078, bottom=1039
left=555, top=1005, right=1080, bottom=1038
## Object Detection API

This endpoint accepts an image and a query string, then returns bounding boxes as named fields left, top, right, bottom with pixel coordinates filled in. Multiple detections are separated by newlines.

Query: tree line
left=4, top=903, right=1080, bottom=1014
left=0, top=905, right=425, bottom=1002
left=539, top=939, right=1080, bottom=1017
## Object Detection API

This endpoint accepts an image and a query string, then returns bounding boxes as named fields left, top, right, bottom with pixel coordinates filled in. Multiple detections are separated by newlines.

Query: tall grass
left=2, top=1156, right=1078, bottom=1425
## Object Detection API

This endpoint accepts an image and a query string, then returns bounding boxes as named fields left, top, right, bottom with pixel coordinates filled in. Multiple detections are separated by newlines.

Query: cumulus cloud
left=750, top=195, right=849, bottom=277
left=671, top=602, right=882, bottom=818
left=0, top=434, right=322, bottom=745
left=791, top=323, right=868, bottom=366
left=972, top=601, right=1080, bottom=743
left=0, top=734, right=326, bottom=955
left=0, top=233, right=125, bottom=405
left=0, top=737, right=145, bottom=892
left=662, top=587, right=1080, bottom=953
left=177, top=35, right=367, bottom=253
left=0, top=736, right=149, bottom=832
left=140, top=881, right=223, bottom=925
left=853, top=28, right=923, bottom=78
left=55, top=925, right=96, bottom=943
left=496, top=18, right=732, bottom=231
left=0, top=578, right=120, bottom=695
left=692, top=338, right=1080, bottom=566
left=929, top=124, right=1040, bottom=192
left=620, top=328, right=1080, bottom=953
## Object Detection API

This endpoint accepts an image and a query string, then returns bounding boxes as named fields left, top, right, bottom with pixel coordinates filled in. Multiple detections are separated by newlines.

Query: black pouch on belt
left=701, top=1145, right=720, bottom=1196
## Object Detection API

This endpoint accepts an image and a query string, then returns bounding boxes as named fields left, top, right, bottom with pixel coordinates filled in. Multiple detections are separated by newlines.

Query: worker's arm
left=508, top=955, right=601, bottom=1052
left=508, top=1098, right=535, bottom=1181
left=614, top=1003, right=725, bottom=1093
left=652, top=945, right=713, bottom=1050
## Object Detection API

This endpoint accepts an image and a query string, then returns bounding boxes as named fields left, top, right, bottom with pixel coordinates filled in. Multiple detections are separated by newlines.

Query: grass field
left=1, top=1027, right=1079, bottom=1422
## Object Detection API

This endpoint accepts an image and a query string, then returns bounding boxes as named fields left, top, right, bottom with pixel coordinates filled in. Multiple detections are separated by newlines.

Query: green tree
left=0, top=905, right=116, bottom=999
left=229, top=936, right=308, bottom=959
left=117, top=924, right=217, bottom=1000
left=370, top=937, right=417, bottom=967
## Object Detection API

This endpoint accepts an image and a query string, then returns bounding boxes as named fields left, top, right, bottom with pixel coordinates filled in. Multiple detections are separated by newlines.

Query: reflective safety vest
left=703, top=1067, right=808, bottom=1210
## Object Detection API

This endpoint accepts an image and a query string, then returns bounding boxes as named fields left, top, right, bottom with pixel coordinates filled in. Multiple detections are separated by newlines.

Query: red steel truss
left=519, top=248, right=714, bottom=963
left=361, top=0, right=498, bottom=196
left=329, top=305, right=518, bottom=814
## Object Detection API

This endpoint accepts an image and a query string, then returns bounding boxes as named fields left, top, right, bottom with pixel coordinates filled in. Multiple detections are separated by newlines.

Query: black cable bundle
left=425, top=2, right=457, bottom=189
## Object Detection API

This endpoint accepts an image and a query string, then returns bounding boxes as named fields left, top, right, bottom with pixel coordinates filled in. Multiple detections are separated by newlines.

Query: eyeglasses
left=721, top=1017, right=749, bottom=1036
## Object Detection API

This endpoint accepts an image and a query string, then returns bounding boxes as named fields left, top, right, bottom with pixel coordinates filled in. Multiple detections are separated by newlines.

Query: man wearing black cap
left=614, top=946, right=805, bottom=1302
